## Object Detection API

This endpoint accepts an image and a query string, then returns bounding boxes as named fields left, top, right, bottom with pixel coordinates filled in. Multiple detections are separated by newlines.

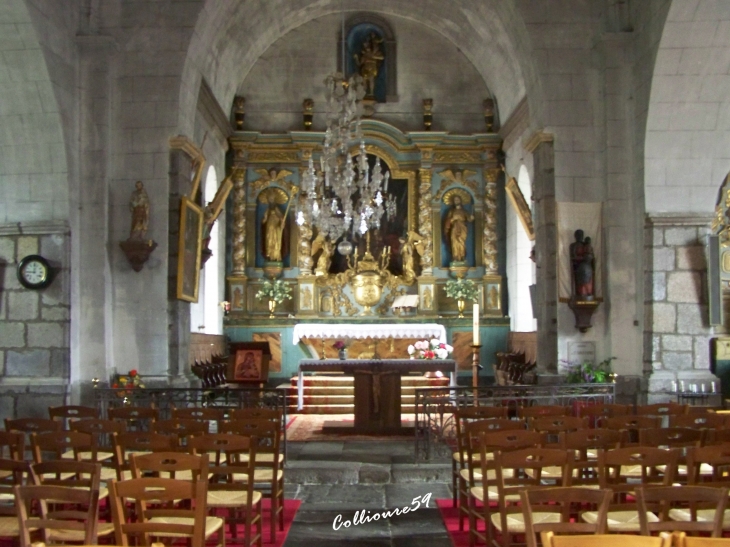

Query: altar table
left=297, top=358, right=456, bottom=434
left=292, top=323, right=447, bottom=345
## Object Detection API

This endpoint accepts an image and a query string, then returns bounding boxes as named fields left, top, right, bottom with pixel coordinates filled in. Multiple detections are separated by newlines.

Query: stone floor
left=283, top=440, right=454, bottom=547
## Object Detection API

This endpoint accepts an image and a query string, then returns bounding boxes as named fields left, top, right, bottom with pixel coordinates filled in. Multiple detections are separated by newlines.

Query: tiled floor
left=283, top=440, right=454, bottom=546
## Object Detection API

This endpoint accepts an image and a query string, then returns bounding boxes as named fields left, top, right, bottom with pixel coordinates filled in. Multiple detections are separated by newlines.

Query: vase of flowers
left=333, top=340, right=348, bottom=360
left=255, top=280, right=293, bottom=318
left=563, top=357, right=616, bottom=384
left=112, top=369, right=145, bottom=398
left=408, top=339, right=454, bottom=360
left=445, top=279, right=479, bottom=318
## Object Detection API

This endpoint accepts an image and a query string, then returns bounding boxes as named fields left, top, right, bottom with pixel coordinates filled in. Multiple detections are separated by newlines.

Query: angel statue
left=399, top=230, right=424, bottom=283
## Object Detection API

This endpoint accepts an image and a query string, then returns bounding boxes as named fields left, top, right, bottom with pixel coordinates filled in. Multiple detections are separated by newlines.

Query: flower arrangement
left=333, top=340, right=347, bottom=350
left=563, top=357, right=616, bottom=384
left=408, top=339, right=454, bottom=360
left=444, top=279, right=479, bottom=302
left=255, top=280, right=293, bottom=304
left=112, top=369, right=145, bottom=397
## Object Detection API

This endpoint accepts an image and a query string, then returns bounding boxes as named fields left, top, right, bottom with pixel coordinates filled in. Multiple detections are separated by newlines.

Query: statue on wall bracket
left=442, top=188, right=474, bottom=278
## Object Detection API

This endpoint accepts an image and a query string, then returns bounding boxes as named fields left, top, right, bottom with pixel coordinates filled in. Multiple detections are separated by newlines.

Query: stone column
left=73, top=34, right=116, bottom=402
left=645, top=215, right=719, bottom=402
left=526, top=133, right=558, bottom=373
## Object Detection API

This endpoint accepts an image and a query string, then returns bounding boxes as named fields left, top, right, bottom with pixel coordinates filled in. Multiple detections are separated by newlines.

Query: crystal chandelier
left=296, top=73, right=391, bottom=243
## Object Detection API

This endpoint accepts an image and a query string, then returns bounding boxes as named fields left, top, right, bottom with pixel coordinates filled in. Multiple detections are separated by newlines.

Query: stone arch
left=0, top=0, right=69, bottom=223
left=178, top=0, right=543, bottom=138
left=644, top=0, right=730, bottom=214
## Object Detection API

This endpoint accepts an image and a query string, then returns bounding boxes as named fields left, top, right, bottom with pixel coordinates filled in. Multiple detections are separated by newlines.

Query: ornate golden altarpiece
left=225, top=120, right=504, bottom=320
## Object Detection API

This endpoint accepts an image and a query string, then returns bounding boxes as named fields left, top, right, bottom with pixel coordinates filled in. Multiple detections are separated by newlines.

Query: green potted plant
left=564, top=357, right=616, bottom=384
left=444, top=278, right=479, bottom=317
left=255, top=279, right=293, bottom=318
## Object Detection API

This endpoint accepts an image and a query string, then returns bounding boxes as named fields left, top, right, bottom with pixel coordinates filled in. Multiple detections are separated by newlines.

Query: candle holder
left=91, top=378, right=99, bottom=389
left=471, top=344, right=483, bottom=401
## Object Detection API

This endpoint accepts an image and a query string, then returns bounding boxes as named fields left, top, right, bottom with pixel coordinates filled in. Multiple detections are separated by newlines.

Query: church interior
left=2, top=0, right=730, bottom=545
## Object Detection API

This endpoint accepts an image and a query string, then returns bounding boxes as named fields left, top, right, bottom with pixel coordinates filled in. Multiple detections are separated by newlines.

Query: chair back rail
left=636, top=485, right=728, bottom=537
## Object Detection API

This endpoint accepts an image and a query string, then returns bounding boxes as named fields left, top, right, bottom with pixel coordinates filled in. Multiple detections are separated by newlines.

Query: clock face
left=17, top=255, right=51, bottom=289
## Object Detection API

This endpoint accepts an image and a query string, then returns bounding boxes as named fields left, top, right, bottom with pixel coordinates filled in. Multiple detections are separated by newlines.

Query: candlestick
left=473, top=303, right=480, bottom=345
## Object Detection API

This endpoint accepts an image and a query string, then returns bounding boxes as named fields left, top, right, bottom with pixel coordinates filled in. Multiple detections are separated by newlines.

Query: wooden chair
left=577, top=403, right=631, bottom=420
left=220, top=419, right=283, bottom=543
left=30, top=431, right=95, bottom=464
left=111, top=431, right=177, bottom=481
left=16, top=483, right=102, bottom=547
left=541, top=532, right=671, bottom=547
left=599, top=415, right=662, bottom=445
left=521, top=487, right=612, bottom=547
left=171, top=407, right=224, bottom=422
left=581, top=446, right=679, bottom=533
left=640, top=427, right=705, bottom=481
left=451, top=406, right=510, bottom=508
left=108, top=406, right=159, bottom=431
left=636, top=402, right=688, bottom=417
left=0, top=458, right=31, bottom=542
left=48, top=405, right=97, bottom=428
left=682, top=445, right=730, bottom=530
left=670, top=413, right=729, bottom=429
left=109, top=477, right=224, bottom=547
left=0, top=431, right=25, bottom=460
left=228, top=407, right=283, bottom=422
left=703, top=429, right=730, bottom=445
left=151, top=419, right=209, bottom=447
left=130, top=451, right=209, bottom=483
left=677, top=537, right=730, bottom=547
left=457, top=423, right=534, bottom=531
left=559, top=429, right=623, bottom=487
left=70, top=419, right=126, bottom=482
left=517, top=405, right=570, bottom=419
left=473, top=447, right=574, bottom=547
left=529, top=416, right=589, bottom=447
left=188, top=433, right=263, bottom=547
left=636, top=485, right=728, bottom=537
left=5, top=419, right=61, bottom=459
left=17, top=460, right=109, bottom=547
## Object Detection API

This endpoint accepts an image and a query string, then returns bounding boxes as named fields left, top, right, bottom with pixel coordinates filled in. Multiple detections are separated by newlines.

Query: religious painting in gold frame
left=176, top=196, right=204, bottom=302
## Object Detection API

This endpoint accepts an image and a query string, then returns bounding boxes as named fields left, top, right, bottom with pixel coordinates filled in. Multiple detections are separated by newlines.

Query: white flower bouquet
left=407, top=339, right=454, bottom=360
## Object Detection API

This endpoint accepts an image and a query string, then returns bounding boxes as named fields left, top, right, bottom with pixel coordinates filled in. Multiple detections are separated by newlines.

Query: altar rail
left=414, top=383, right=617, bottom=461
left=94, top=386, right=288, bottom=456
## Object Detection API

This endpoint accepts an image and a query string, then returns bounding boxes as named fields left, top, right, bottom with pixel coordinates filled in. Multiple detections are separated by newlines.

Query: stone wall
left=645, top=214, right=718, bottom=401
left=0, top=223, right=70, bottom=419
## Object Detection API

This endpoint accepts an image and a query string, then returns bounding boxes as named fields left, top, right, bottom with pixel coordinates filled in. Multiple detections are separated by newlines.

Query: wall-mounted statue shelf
left=567, top=298, right=600, bottom=333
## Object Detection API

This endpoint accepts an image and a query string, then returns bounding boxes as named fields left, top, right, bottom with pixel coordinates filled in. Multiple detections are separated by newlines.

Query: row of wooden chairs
left=459, top=428, right=730, bottom=547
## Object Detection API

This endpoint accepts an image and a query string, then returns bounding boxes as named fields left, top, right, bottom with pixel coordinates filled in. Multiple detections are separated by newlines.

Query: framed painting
left=176, top=196, right=204, bottom=302
left=505, top=176, right=535, bottom=241
left=228, top=342, right=271, bottom=383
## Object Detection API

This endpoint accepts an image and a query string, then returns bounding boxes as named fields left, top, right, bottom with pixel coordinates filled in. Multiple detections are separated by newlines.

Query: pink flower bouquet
left=407, top=339, right=453, bottom=360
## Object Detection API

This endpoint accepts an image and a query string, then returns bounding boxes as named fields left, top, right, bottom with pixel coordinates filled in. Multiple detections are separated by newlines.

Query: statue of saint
left=353, top=32, right=384, bottom=98
left=570, top=229, right=595, bottom=299
left=314, top=238, right=333, bottom=276
left=262, top=191, right=285, bottom=262
left=443, top=194, right=474, bottom=263
left=422, top=287, right=433, bottom=310
left=129, top=181, right=149, bottom=240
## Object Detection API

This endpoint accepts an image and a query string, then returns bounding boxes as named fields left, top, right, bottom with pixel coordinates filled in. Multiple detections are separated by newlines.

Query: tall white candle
left=473, top=303, right=480, bottom=345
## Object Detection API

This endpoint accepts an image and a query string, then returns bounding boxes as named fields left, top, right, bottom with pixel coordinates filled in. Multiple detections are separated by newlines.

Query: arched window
left=190, top=166, right=223, bottom=334
left=506, top=165, right=536, bottom=332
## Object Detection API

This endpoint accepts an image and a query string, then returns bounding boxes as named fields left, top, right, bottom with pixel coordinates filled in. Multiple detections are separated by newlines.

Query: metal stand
left=471, top=344, right=482, bottom=403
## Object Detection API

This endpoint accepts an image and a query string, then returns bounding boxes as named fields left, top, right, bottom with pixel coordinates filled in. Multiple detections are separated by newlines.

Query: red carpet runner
left=215, top=498, right=301, bottom=547
left=437, top=498, right=481, bottom=547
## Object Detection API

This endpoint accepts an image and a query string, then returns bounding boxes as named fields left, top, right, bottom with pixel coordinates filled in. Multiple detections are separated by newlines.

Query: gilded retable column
left=230, top=164, right=247, bottom=275
left=418, top=168, right=434, bottom=274
left=483, top=168, right=499, bottom=274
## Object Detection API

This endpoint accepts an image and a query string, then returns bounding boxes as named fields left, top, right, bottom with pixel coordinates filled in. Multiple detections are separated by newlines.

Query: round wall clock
left=17, top=255, right=52, bottom=289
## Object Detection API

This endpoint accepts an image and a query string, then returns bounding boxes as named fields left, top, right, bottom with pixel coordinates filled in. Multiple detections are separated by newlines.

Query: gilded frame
left=176, top=196, right=204, bottom=302
left=505, top=176, right=535, bottom=241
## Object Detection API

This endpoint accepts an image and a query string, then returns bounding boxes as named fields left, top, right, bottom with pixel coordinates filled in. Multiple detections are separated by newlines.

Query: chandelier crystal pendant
left=297, top=72, right=392, bottom=243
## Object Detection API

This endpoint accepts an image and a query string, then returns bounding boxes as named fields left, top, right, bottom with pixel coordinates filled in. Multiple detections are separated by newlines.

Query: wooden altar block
left=354, top=370, right=401, bottom=431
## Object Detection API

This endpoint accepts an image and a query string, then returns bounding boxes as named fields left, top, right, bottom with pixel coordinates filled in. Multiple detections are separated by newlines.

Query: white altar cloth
left=292, top=323, right=447, bottom=345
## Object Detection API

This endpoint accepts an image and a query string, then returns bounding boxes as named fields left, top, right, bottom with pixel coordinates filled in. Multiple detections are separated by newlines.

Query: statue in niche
left=259, top=187, right=294, bottom=263
left=301, top=287, right=313, bottom=310
left=570, top=229, right=595, bottom=300
left=399, top=230, right=423, bottom=283
left=489, top=286, right=499, bottom=310
left=232, top=287, right=243, bottom=310
left=129, top=181, right=150, bottom=240
left=422, top=287, right=433, bottom=310
left=353, top=32, right=384, bottom=98
left=443, top=190, right=474, bottom=263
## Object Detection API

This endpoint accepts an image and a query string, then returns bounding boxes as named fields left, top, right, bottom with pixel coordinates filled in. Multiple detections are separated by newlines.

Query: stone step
left=283, top=461, right=451, bottom=484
